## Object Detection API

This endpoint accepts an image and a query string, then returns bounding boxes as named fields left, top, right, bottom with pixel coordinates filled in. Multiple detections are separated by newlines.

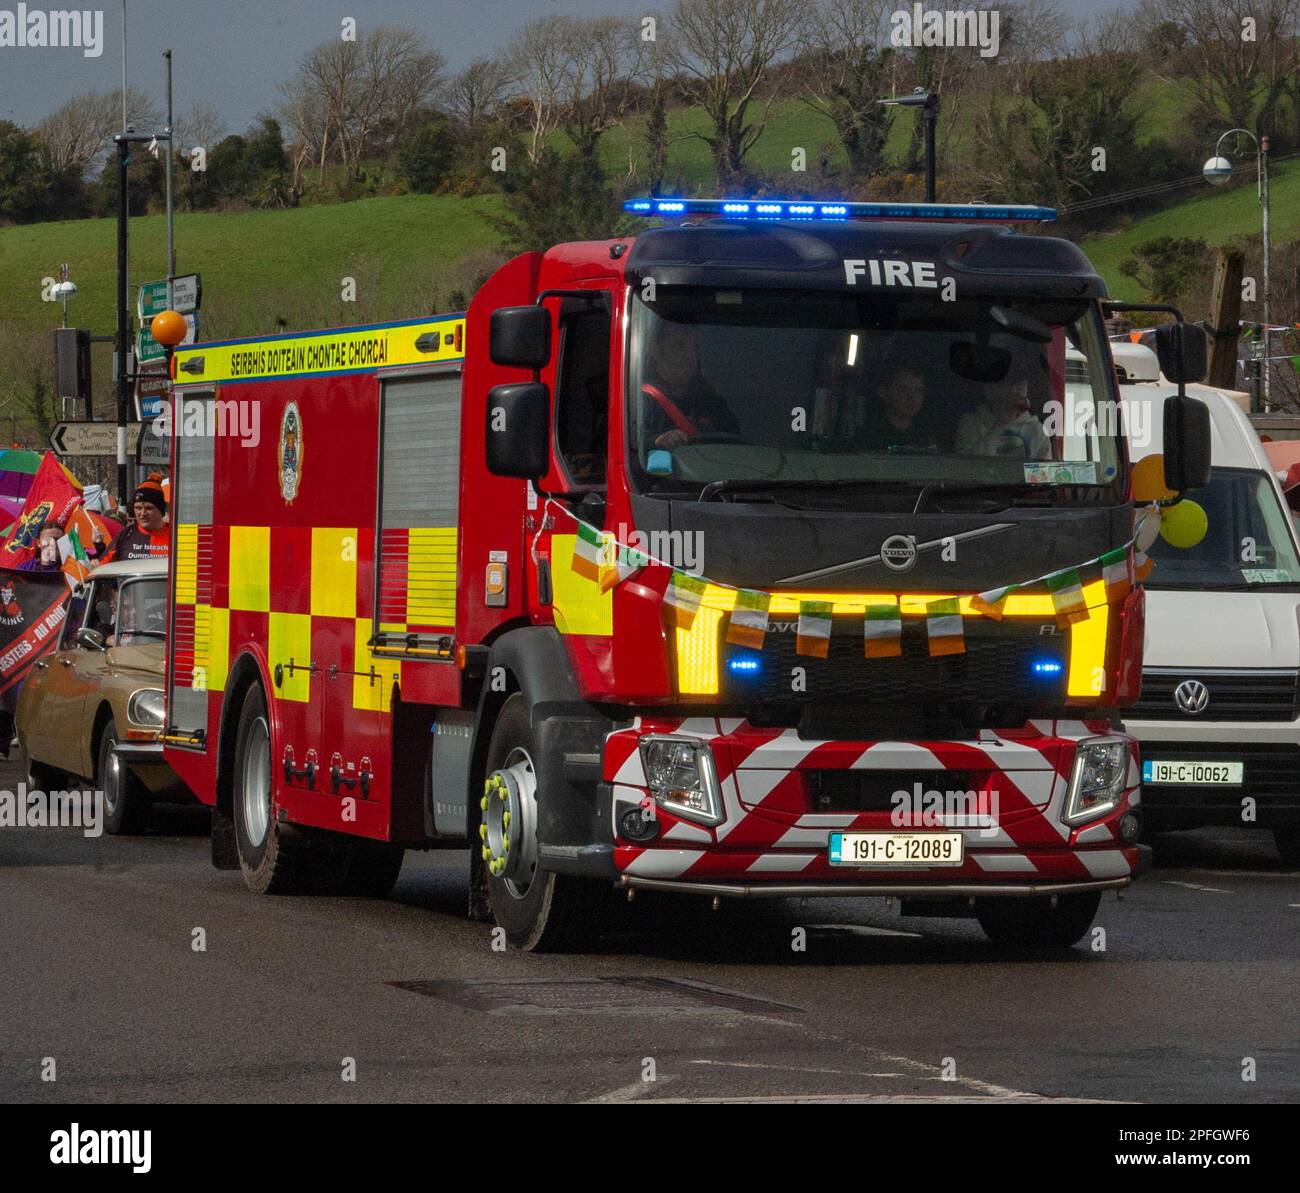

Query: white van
left=1118, top=343, right=1300, bottom=866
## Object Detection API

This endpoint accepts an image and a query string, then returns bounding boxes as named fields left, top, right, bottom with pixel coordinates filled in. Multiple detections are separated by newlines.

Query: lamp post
left=879, top=88, right=939, bottom=202
left=1203, top=128, right=1271, bottom=411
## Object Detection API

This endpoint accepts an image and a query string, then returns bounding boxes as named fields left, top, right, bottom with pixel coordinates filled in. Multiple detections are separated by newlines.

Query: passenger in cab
left=955, top=371, right=1051, bottom=459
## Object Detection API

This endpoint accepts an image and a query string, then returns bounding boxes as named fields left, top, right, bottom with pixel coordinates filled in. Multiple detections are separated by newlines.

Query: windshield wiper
left=911, top=480, right=1094, bottom=513
left=698, top=477, right=912, bottom=502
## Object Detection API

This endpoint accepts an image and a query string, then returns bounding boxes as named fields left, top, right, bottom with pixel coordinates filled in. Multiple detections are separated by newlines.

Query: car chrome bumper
left=112, top=740, right=165, bottom=765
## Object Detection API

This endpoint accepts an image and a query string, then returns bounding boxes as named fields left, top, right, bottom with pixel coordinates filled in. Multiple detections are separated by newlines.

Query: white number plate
left=1142, top=760, right=1243, bottom=786
left=829, top=831, right=964, bottom=868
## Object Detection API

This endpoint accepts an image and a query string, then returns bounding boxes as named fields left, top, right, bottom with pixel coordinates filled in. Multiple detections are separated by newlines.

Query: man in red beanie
left=104, top=473, right=169, bottom=562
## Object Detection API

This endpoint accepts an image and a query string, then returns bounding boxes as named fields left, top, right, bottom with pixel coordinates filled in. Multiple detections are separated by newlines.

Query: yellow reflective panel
left=1067, top=580, right=1109, bottom=698
left=551, top=535, right=613, bottom=637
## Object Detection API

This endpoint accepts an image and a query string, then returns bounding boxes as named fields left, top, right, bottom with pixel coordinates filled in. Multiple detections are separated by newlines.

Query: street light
left=879, top=88, right=939, bottom=203
left=1203, top=129, right=1271, bottom=410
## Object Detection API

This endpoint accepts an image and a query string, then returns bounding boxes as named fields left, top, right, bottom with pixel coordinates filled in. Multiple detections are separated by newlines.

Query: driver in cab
left=644, top=321, right=739, bottom=448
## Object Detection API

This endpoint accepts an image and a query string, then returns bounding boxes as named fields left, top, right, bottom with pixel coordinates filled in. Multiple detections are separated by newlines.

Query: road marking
left=1161, top=880, right=1230, bottom=893
left=586, top=1075, right=676, bottom=1103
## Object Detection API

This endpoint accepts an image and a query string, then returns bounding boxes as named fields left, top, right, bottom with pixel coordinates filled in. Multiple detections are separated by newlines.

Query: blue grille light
left=622, top=197, right=1057, bottom=223
left=1032, top=659, right=1064, bottom=676
left=727, top=656, right=762, bottom=675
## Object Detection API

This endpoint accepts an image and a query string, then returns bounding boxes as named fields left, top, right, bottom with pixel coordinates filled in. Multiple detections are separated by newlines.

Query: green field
left=1080, top=157, right=1300, bottom=301
left=0, top=193, right=503, bottom=339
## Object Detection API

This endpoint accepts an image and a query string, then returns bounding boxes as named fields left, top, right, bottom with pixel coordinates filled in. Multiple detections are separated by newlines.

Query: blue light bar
left=1032, top=659, right=1064, bottom=676
left=727, top=655, right=763, bottom=675
left=622, top=197, right=1056, bottom=223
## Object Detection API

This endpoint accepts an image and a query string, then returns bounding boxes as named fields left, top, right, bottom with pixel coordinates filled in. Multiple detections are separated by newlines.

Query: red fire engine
left=164, top=198, right=1210, bottom=950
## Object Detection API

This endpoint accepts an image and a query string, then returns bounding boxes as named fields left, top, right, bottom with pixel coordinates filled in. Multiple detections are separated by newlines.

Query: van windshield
left=1146, top=467, right=1300, bottom=588
left=626, top=287, right=1125, bottom=499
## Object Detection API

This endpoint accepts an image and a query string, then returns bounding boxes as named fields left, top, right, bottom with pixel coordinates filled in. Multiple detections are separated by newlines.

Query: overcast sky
left=3, top=0, right=1140, bottom=132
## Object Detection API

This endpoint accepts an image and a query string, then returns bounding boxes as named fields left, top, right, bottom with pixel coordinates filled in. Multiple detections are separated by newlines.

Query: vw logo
left=880, top=534, right=918, bottom=572
left=1173, top=679, right=1209, bottom=715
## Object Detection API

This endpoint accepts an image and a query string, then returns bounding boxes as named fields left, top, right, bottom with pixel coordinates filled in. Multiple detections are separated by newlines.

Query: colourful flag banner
left=0, top=452, right=82, bottom=571
left=571, top=522, right=615, bottom=585
left=863, top=600, right=902, bottom=659
left=795, top=600, right=834, bottom=658
left=1045, top=567, right=1088, bottom=627
left=726, top=588, right=771, bottom=649
left=664, top=571, right=708, bottom=630
left=926, top=597, right=964, bottom=656
left=58, top=527, right=92, bottom=589
left=603, top=543, right=649, bottom=593
left=970, top=583, right=1017, bottom=620
left=1100, top=546, right=1132, bottom=603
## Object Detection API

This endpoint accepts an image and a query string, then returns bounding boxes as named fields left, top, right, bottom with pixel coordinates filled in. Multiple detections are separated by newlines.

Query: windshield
left=115, top=577, right=167, bottom=645
left=1146, top=468, right=1300, bottom=588
left=627, top=287, right=1124, bottom=499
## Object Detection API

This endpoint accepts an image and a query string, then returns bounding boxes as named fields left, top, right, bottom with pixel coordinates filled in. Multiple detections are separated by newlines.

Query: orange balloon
left=150, top=309, right=188, bottom=347
left=1131, top=453, right=1175, bottom=503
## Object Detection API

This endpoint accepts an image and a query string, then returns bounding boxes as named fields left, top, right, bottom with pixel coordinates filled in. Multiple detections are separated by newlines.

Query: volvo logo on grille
left=1174, top=679, right=1209, bottom=715
left=880, top=534, right=918, bottom=572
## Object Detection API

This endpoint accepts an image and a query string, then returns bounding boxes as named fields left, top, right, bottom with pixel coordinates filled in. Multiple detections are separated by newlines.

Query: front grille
left=1130, top=669, right=1299, bottom=722
left=717, top=615, right=1067, bottom=709
left=1141, top=741, right=1300, bottom=799
left=809, top=769, right=976, bottom=814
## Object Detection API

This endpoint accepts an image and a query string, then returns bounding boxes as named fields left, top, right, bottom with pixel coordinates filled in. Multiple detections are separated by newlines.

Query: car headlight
left=1064, top=735, right=1129, bottom=825
left=127, top=688, right=165, bottom=728
left=639, top=736, right=723, bottom=825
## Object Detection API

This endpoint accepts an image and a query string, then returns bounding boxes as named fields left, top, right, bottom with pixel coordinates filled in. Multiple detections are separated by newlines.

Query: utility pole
left=164, top=49, right=176, bottom=309
left=113, top=130, right=169, bottom=503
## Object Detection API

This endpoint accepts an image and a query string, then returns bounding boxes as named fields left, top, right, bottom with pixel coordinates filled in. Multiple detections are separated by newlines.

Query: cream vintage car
left=17, top=557, right=187, bottom=834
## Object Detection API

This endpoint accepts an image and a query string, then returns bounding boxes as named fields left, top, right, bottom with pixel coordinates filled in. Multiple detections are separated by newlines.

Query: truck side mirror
left=1153, top=321, right=1207, bottom=384
left=1163, top=394, right=1212, bottom=492
left=485, top=383, right=550, bottom=479
left=489, top=306, right=550, bottom=369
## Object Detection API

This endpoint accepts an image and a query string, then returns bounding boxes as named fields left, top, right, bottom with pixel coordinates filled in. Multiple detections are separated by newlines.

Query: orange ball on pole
left=150, top=309, right=188, bottom=348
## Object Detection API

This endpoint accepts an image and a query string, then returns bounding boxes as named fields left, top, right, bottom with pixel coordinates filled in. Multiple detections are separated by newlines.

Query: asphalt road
left=2, top=753, right=1297, bottom=1105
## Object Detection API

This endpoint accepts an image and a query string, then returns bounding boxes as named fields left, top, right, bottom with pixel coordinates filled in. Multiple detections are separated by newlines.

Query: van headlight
left=639, top=736, right=723, bottom=825
left=127, top=688, right=165, bottom=728
left=1064, top=736, right=1129, bottom=824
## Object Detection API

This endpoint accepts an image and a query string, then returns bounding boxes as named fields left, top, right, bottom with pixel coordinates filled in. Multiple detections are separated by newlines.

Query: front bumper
left=1126, top=717, right=1300, bottom=827
left=602, top=717, right=1141, bottom=894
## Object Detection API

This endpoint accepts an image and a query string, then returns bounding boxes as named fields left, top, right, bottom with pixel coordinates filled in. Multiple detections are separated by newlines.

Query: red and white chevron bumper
left=605, top=717, right=1140, bottom=894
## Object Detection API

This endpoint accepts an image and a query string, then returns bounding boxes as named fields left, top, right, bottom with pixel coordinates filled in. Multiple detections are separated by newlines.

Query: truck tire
left=232, top=683, right=315, bottom=894
left=1273, top=826, right=1300, bottom=869
left=99, top=719, right=152, bottom=835
left=481, top=694, right=603, bottom=951
left=342, top=840, right=405, bottom=897
left=975, top=891, right=1101, bottom=950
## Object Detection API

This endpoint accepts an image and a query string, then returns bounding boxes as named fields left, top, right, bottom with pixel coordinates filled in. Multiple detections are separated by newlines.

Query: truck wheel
left=976, top=891, right=1101, bottom=950
left=342, top=840, right=405, bottom=897
left=232, top=683, right=313, bottom=894
left=99, top=719, right=152, bottom=835
left=481, top=694, right=601, bottom=952
left=1273, top=826, right=1300, bottom=869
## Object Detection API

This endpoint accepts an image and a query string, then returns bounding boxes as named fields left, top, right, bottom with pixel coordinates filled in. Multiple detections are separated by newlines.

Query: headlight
left=639, top=736, right=723, bottom=825
left=127, top=688, right=165, bottom=728
left=1064, top=735, right=1129, bottom=824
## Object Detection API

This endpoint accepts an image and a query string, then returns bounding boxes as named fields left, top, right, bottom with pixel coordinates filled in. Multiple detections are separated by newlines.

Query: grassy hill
left=0, top=193, right=503, bottom=340
left=1079, top=157, right=1300, bottom=302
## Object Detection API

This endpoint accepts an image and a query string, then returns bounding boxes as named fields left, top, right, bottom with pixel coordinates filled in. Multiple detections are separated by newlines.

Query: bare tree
left=34, top=87, right=161, bottom=176
left=1137, top=0, right=1299, bottom=135
left=798, top=0, right=895, bottom=183
left=173, top=100, right=226, bottom=157
left=505, top=15, right=570, bottom=164
left=445, top=57, right=514, bottom=133
left=557, top=15, right=641, bottom=157
left=668, top=0, right=803, bottom=187
left=286, top=26, right=444, bottom=179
